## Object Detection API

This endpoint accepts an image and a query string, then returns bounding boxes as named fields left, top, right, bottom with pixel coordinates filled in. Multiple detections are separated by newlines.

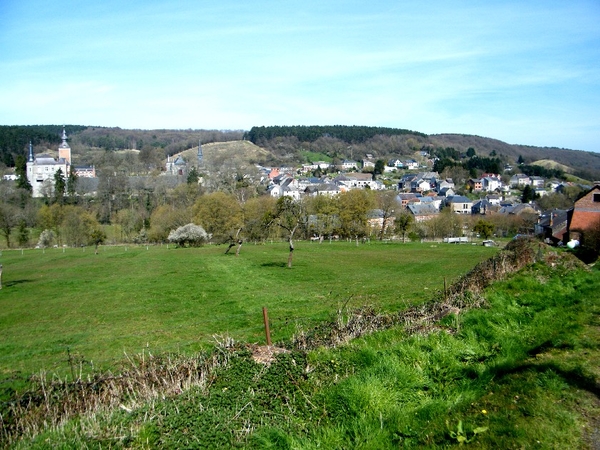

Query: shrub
left=168, top=223, right=208, bottom=247
left=36, top=229, right=55, bottom=248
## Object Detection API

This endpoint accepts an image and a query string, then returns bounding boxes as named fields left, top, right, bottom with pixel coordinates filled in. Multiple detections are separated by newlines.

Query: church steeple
left=58, top=126, right=71, bottom=164
left=59, top=126, right=69, bottom=148
left=28, top=141, right=34, bottom=162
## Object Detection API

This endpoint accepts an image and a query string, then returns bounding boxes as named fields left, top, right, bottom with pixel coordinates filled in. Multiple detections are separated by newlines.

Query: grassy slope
left=177, top=140, right=270, bottom=165
left=16, top=252, right=599, bottom=448
left=531, top=159, right=574, bottom=173
left=0, top=242, right=496, bottom=378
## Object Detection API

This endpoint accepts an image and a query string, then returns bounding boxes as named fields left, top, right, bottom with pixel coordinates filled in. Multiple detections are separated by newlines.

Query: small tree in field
left=395, top=211, right=414, bottom=243
left=37, top=229, right=55, bottom=249
left=265, top=197, right=305, bottom=268
left=89, top=228, right=107, bottom=254
left=168, top=223, right=208, bottom=247
left=473, top=219, right=495, bottom=240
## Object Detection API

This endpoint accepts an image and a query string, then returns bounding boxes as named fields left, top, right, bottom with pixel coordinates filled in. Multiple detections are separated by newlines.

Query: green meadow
left=0, top=241, right=497, bottom=378
left=4, top=243, right=598, bottom=448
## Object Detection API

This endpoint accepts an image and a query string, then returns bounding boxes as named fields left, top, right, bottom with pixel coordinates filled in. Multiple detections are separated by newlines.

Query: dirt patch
left=249, top=345, right=290, bottom=366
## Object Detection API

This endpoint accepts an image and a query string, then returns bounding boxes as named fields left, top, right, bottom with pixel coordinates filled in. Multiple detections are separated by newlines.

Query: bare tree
left=376, top=191, right=399, bottom=241
left=0, top=203, right=18, bottom=248
left=265, top=197, right=306, bottom=268
left=224, top=227, right=244, bottom=256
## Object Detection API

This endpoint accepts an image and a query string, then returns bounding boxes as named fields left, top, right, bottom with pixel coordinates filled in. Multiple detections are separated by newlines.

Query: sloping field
left=531, top=159, right=574, bottom=173
left=178, top=140, right=270, bottom=166
left=0, top=241, right=497, bottom=378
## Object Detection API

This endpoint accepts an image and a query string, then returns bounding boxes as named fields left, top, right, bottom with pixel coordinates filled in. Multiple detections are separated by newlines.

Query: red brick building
left=569, top=184, right=600, bottom=241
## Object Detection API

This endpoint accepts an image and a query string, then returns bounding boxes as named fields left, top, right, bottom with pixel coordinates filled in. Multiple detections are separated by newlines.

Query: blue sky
left=1, top=0, right=599, bottom=152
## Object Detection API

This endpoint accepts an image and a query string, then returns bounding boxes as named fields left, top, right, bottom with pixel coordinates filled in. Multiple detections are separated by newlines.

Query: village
left=6, top=128, right=598, bottom=250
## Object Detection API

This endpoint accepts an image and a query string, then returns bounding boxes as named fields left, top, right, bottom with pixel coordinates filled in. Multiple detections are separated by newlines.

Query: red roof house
left=569, top=184, right=600, bottom=241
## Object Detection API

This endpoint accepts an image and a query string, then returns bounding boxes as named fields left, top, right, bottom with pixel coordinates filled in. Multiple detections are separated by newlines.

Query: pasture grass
left=15, top=258, right=599, bottom=448
left=0, top=241, right=496, bottom=380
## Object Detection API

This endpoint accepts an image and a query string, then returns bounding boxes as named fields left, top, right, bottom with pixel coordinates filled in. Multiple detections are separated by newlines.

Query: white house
left=510, top=174, right=531, bottom=187
left=404, top=159, right=419, bottom=170
left=341, top=160, right=359, bottom=170
left=482, top=176, right=502, bottom=192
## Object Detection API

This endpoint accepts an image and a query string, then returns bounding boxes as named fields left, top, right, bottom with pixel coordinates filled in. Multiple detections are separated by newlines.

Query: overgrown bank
left=1, top=240, right=598, bottom=448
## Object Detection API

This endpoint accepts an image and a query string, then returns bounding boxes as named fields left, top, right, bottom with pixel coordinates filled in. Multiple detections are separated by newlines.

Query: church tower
left=58, top=126, right=71, bottom=164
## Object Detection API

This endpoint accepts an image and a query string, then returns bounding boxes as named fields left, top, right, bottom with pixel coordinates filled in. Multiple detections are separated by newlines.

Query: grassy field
left=5, top=245, right=598, bottom=448
left=0, top=241, right=497, bottom=379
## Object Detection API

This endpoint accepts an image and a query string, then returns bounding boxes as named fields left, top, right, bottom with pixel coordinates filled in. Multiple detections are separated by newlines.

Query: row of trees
left=245, top=125, right=427, bottom=146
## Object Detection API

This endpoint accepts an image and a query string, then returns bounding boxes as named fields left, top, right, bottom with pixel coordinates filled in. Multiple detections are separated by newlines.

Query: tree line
left=0, top=125, right=88, bottom=167
left=244, top=125, right=427, bottom=145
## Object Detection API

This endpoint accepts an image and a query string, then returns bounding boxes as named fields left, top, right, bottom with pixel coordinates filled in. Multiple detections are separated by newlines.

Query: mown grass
left=0, top=241, right=496, bottom=379
left=5, top=247, right=599, bottom=448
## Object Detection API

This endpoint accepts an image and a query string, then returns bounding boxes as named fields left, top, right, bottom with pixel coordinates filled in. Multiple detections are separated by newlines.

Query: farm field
left=0, top=241, right=497, bottom=379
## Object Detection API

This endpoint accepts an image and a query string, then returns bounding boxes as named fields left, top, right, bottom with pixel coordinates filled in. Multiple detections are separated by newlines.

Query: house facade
left=569, top=184, right=600, bottom=242
left=446, top=195, right=473, bottom=214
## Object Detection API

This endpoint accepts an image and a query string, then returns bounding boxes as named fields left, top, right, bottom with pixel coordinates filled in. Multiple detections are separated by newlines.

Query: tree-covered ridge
left=0, top=126, right=245, bottom=169
left=75, top=127, right=243, bottom=152
left=245, top=125, right=427, bottom=144
left=0, top=125, right=87, bottom=166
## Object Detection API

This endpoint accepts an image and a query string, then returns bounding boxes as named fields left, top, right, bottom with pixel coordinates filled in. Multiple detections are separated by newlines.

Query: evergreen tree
left=54, top=168, right=66, bottom=204
left=15, top=155, right=31, bottom=192
left=17, top=219, right=29, bottom=247
left=187, top=167, right=200, bottom=184
left=66, top=166, right=78, bottom=199
left=521, top=184, right=534, bottom=203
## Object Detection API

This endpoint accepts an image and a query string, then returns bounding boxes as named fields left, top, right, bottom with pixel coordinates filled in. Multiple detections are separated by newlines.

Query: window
left=593, top=193, right=600, bottom=203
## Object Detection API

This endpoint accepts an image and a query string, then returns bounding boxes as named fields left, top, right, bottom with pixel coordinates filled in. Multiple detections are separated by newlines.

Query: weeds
left=447, top=419, right=488, bottom=445
left=0, top=342, right=235, bottom=446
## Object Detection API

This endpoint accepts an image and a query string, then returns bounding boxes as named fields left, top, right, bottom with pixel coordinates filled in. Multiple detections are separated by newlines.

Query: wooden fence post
left=262, top=307, right=272, bottom=346
left=443, top=277, right=447, bottom=301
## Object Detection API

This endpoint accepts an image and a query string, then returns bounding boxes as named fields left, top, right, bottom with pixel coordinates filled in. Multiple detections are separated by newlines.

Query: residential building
left=569, top=184, right=600, bottom=242
left=467, top=178, right=483, bottom=192
left=445, top=195, right=473, bottom=214
left=510, top=173, right=531, bottom=187
left=481, top=176, right=502, bottom=192
left=407, top=203, right=440, bottom=222
left=535, top=209, right=571, bottom=245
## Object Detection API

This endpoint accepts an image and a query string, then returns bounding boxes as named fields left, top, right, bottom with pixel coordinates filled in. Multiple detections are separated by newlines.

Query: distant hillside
left=430, top=134, right=600, bottom=180
left=2, top=124, right=600, bottom=181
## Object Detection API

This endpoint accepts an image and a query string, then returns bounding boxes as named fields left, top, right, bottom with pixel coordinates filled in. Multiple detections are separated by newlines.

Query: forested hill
left=0, top=125, right=88, bottom=166
left=2, top=124, right=600, bottom=181
left=245, top=125, right=427, bottom=144
left=430, top=133, right=600, bottom=180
